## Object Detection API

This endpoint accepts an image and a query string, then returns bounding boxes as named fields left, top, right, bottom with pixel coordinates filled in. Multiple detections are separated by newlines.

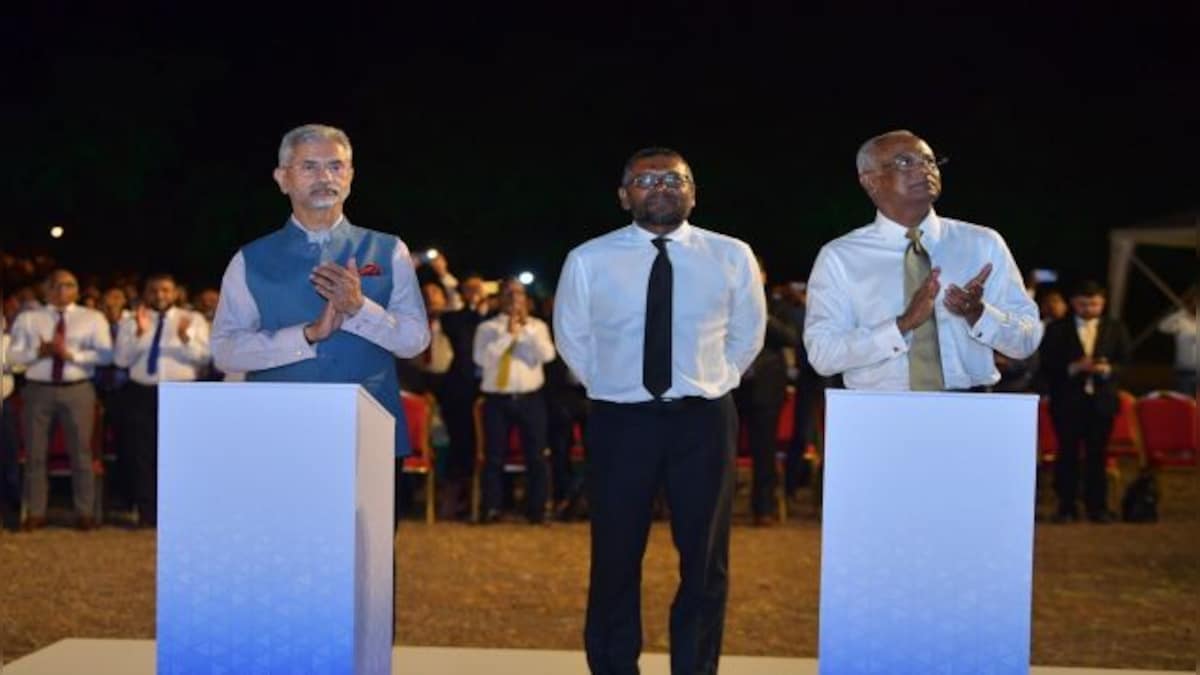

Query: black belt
left=28, top=379, right=90, bottom=388
left=484, top=391, right=539, bottom=400
left=596, top=395, right=714, bottom=412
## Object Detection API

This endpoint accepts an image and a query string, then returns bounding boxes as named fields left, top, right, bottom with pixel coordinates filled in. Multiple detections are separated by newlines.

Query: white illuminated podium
left=156, top=383, right=395, bottom=675
left=819, top=389, right=1038, bottom=674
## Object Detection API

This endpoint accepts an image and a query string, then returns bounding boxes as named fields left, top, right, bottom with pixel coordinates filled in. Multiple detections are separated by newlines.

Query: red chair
left=1038, top=392, right=1137, bottom=511
left=1137, top=391, right=1198, bottom=468
left=1107, top=390, right=1144, bottom=463
left=1037, top=397, right=1059, bottom=462
left=400, top=391, right=436, bottom=524
left=470, top=397, right=536, bottom=522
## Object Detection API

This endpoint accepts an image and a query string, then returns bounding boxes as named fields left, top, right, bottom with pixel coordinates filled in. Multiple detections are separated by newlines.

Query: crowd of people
left=3, top=245, right=1193, bottom=533
left=2, top=123, right=1196, bottom=672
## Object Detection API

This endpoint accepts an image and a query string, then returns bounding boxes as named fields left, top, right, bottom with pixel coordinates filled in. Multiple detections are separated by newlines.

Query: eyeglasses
left=880, top=153, right=949, bottom=173
left=286, top=160, right=351, bottom=178
left=627, top=171, right=693, bottom=190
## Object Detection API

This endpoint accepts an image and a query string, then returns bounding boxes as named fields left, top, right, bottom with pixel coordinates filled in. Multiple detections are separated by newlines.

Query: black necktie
left=643, top=236, right=673, bottom=398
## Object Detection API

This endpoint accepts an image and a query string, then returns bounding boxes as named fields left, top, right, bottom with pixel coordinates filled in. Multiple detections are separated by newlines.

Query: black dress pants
left=584, top=394, right=736, bottom=675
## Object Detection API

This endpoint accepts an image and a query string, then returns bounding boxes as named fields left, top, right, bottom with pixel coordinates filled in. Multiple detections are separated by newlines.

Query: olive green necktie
left=496, top=343, right=515, bottom=390
left=904, top=228, right=944, bottom=391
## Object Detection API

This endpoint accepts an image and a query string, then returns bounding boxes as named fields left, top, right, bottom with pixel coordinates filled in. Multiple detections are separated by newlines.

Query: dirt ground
left=1, top=471, right=1196, bottom=670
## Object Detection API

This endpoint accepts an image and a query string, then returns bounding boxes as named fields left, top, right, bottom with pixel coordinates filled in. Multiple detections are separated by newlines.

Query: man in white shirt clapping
left=114, top=274, right=211, bottom=527
left=473, top=278, right=556, bottom=524
left=8, top=269, right=113, bottom=530
left=804, top=130, right=1042, bottom=392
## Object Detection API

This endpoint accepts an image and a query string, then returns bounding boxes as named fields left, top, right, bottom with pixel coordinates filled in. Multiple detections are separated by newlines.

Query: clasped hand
left=305, top=257, right=365, bottom=343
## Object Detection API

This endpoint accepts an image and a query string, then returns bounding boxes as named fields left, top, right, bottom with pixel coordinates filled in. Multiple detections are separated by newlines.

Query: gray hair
left=277, top=124, right=353, bottom=167
left=855, top=129, right=919, bottom=174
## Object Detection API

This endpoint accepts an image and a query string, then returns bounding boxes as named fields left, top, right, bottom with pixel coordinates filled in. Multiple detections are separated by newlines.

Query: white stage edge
left=5, top=640, right=1188, bottom=675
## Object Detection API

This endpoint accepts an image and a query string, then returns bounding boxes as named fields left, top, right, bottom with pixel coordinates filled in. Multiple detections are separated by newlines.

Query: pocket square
left=357, top=263, right=382, bottom=277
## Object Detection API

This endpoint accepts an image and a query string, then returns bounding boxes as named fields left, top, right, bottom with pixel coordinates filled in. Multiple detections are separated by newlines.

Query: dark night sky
left=4, top=5, right=1196, bottom=305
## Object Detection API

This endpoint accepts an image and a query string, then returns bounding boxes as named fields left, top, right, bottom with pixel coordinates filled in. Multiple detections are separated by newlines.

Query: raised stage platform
left=4, top=639, right=1188, bottom=674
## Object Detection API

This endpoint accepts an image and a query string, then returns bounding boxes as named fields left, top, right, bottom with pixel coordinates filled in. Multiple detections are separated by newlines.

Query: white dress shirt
left=115, top=307, right=212, bottom=384
left=8, top=303, right=113, bottom=382
left=474, top=314, right=556, bottom=393
left=1158, top=309, right=1197, bottom=371
left=2, top=332, right=14, bottom=401
left=211, top=217, right=431, bottom=373
left=554, top=221, right=766, bottom=403
left=804, top=210, right=1043, bottom=391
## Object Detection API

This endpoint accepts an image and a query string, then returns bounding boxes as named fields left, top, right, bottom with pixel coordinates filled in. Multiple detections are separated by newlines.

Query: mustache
left=310, top=183, right=339, bottom=194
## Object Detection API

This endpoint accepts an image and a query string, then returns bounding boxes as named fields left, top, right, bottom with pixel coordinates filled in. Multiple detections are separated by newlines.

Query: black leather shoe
left=1087, top=510, right=1116, bottom=524
left=1049, top=512, right=1077, bottom=524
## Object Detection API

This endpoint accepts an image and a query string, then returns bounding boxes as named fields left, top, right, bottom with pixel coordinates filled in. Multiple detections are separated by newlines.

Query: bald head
left=856, top=129, right=922, bottom=174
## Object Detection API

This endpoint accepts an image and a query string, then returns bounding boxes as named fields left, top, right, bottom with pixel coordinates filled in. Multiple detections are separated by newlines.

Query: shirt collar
left=873, top=209, right=943, bottom=250
left=290, top=215, right=346, bottom=244
left=626, top=220, right=694, bottom=245
left=1074, top=315, right=1099, bottom=327
left=50, top=303, right=77, bottom=315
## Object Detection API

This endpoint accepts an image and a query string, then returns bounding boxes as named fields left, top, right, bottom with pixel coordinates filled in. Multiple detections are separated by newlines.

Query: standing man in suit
left=437, top=274, right=487, bottom=519
left=1039, top=280, right=1131, bottom=523
left=734, top=258, right=797, bottom=526
left=211, top=123, right=430, bottom=461
left=555, top=147, right=766, bottom=674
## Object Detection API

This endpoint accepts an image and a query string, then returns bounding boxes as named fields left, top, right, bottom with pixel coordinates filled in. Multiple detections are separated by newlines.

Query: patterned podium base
left=4, top=640, right=1187, bottom=675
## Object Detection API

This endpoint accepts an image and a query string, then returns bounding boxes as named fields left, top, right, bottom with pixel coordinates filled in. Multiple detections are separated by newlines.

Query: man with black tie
left=554, top=147, right=766, bottom=674
left=1039, top=280, right=1131, bottom=523
left=115, top=274, right=211, bottom=527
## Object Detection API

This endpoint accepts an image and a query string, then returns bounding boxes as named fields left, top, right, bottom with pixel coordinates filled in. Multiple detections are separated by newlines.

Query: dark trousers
left=125, top=383, right=159, bottom=526
left=547, top=393, right=588, bottom=505
left=1053, top=406, right=1114, bottom=516
left=0, top=399, right=20, bottom=529
left=740, top=397, right=782, bottom=517
left=482, top=392, right=548, bottom=522
left=785, top=378, right=821, bottom=493
left=97, top=384, right=133, bottom=508
left=585, top=394, right=736, bottom=675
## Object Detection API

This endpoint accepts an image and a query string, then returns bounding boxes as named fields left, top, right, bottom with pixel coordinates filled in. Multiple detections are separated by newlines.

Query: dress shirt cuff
left=281, top=324, right=318, bottom=362
left=70, top=348, right=101, bottom=366
left=967, top=302, right=1005, bottom=346
left=340, top=297, right=387, bottom=337
left=873, top=319, right=909, bottom=359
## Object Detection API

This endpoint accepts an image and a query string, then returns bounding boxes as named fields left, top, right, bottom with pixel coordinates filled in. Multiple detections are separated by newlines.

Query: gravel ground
left=1, top=471, right=1196, bottom=669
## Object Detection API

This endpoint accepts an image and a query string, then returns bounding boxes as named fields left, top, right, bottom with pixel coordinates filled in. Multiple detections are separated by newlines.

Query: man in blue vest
left=211, top=123, right=430, bottom=470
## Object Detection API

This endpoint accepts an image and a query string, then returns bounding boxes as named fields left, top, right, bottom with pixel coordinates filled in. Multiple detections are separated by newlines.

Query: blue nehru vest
left=241, top=219, right=412, bottom=457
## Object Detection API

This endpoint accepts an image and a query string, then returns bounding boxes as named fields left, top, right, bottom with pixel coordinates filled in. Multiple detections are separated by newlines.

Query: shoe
left=77, top=515, right=97, bottom=532
left=21, top=516, right=47, bottom=532
left=1087, top=510, right=1116, bottom=524
left=478, top=509, right=502, bottom=525
left=1049, top=511, right=1077, bottom=524
left=752, top=513, right=779, bottom=528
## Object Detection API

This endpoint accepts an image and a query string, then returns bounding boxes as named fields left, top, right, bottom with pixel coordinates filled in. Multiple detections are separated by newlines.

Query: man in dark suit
left=1039, top=280, right=1131, bottom=523
left=734, top=260, right=798, bottom=526
left=436, top=274, right=487, bottom=519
